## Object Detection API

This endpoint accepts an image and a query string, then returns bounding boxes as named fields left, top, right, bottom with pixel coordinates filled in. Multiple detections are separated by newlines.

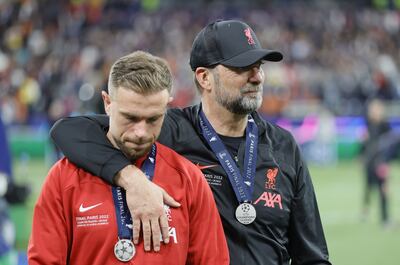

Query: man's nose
left=248, top=66, right=264, bottom=84
left=130, top=121, right=148, bottom=139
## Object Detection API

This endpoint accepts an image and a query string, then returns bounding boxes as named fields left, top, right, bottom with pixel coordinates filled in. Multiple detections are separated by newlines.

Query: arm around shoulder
left=50, top=115, right=131, bottom=184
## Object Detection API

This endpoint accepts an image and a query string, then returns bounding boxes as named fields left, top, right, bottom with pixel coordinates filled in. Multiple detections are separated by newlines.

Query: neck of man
left=202, top=99, right=248, bottom=137
left=106, top=131, right=117, bottom=148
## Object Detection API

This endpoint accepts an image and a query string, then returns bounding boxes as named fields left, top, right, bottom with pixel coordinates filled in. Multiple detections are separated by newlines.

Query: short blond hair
left=108, top=51, right=172, bottom=97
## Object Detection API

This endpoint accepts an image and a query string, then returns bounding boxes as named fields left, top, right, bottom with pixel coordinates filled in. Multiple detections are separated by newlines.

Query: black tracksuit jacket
left=51, top=104, right=331, bottom=265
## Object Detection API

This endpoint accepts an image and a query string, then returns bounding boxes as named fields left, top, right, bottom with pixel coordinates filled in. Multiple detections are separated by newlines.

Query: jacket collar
left=182, top=103, right=267, bottom=137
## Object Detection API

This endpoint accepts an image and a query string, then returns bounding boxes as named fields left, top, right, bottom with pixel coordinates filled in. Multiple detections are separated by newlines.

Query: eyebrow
left=119, top=110, right=164, bottom=120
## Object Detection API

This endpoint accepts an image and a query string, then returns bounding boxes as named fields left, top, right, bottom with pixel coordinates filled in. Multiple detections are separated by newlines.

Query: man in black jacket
left=361, top=99, right=399, bottom=227
left=51, top=20, right=331, bottom=264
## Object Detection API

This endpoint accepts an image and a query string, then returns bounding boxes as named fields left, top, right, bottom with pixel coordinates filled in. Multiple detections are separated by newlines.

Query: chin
left=125, top=152, right=144, bottom=161
left=129, top=146, right=153, bottom=160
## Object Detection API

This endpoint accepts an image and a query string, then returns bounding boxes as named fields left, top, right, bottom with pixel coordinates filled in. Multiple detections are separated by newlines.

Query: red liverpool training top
left=28, top=142, right=229, bottom=265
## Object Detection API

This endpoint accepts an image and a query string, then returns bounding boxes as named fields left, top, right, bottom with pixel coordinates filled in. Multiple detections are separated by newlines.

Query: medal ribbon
left=112, top=144, right=157, bottom=239
left=199, top=110, right=258, bottom=203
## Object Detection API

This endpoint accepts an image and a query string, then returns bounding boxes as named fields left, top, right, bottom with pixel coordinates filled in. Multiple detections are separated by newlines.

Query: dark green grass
left=11, top=158, right=400, bottom=264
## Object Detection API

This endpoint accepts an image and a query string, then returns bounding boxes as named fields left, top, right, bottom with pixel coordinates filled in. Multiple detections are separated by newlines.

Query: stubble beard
left=114, top=136, right=154, bottom=162
left=214, top=75, right=263, bottom=115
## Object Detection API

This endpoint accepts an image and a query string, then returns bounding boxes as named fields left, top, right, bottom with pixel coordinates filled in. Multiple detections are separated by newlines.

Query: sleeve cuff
left=99, top=153, right=131, bottom=185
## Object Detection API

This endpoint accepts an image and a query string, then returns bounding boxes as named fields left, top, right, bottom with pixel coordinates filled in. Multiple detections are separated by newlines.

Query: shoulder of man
left=253, top=111, right=298, bottom=148
left=154, top=142, right=212, bottom=210
left=165, top=105, right=199, bottom=123
left=46, top=158, right=104, bottom=190
left=155, top=142, right=205, bottom=184
left=160, top=105, right=201, bottom=145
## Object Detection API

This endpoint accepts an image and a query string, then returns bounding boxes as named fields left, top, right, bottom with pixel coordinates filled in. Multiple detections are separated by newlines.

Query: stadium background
left=1, top=0, right=400, bottom=264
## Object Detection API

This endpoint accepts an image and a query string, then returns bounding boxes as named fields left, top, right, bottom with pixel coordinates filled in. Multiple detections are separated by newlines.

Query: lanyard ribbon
left=199, top=110, right=258, bottom=203
left=112, top=144, right=157, bottom=239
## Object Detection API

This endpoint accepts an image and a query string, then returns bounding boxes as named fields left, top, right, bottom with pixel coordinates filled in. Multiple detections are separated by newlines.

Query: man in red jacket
left=28, top=51, right=229, bottom=265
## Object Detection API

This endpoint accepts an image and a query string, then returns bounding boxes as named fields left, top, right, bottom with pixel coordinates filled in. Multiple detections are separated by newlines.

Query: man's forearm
left=50, top=115, right=131, bottom=183
left=113, top=165, right=148, bottom=190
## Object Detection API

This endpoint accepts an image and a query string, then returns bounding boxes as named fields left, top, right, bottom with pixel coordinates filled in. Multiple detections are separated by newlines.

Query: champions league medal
left=114, top=238, right=135, bottom=262
left=112, top=145, right=157, bottom=262
left=235, top=202, right=256, bottom=225
left=200, top=111, right=259, bottom=226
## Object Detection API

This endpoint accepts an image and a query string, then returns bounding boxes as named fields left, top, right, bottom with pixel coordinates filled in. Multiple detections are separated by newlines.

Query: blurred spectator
left=361, top=99, right=392, bottom=227
left=0, top=113, right=30, bottom=205
left=1, top=0, right=400, bottom=123
left=0, top=113, right=28, bottom=264
left=300, top=107, right=338, bottom=165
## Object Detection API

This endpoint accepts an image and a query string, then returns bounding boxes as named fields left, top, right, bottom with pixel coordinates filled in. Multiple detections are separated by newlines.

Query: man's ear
left=195, top=67, right=213, bottom=93
left=102, top=90, right=112, bottom=116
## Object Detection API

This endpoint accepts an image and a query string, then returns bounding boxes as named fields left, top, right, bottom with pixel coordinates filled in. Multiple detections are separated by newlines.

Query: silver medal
left=235, top=202, right=256, bottom=225
left=114, top=239, right=135, bottom=262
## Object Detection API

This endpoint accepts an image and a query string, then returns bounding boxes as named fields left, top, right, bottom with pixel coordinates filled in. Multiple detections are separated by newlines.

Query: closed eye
left=147, top=115, right=163, bottom=124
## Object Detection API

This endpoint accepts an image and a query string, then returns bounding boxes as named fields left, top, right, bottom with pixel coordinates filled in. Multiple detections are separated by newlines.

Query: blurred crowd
left=1, top=0, right=400, bottom=126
